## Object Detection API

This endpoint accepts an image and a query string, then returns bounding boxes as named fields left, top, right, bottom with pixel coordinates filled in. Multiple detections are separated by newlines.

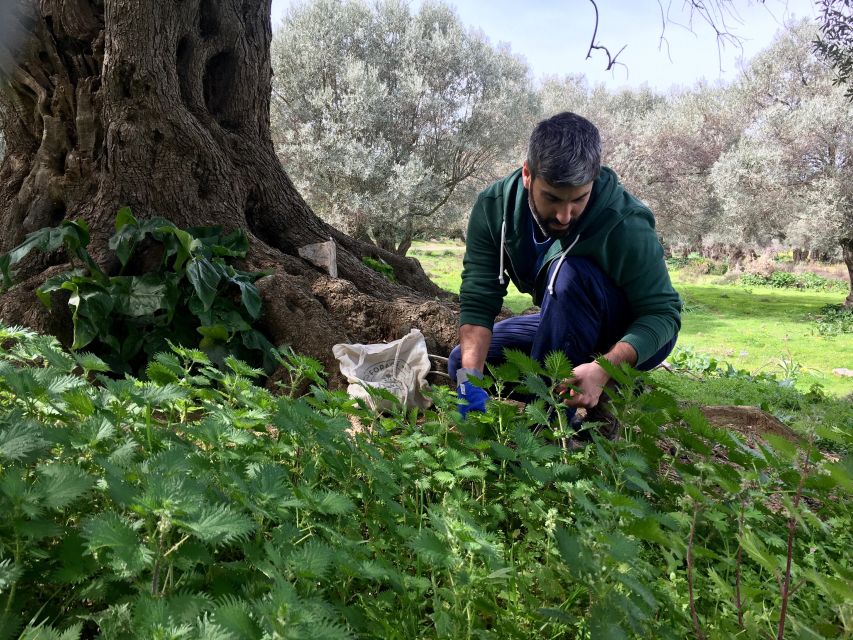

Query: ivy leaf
left=36, top=270, right=86, bottom=309
left=187, top=257, right=222, bottom=311
left=62, top=281, right=114, bottom=350
left=110, top=274, right=168, bottom=317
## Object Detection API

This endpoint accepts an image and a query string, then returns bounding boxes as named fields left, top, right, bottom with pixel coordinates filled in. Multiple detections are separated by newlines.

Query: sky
left=269, top=0, right=819, bottom=91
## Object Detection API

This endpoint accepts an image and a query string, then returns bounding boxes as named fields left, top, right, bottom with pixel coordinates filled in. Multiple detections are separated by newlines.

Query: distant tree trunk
left=842, top=237, right=853, bottom=309
left=0, top=0, right=458, bottom=371
left=792, top=248, right=806, bottom=264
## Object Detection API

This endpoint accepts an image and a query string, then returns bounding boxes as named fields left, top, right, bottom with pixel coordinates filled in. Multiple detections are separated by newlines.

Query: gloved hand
left=456, top=368, right=488, bottom=417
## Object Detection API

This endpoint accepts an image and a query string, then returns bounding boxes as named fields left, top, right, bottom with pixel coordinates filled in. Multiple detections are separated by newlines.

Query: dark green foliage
left=0, top=324, right=851, bottom=638
left=0, top=209, right=274, bottom=374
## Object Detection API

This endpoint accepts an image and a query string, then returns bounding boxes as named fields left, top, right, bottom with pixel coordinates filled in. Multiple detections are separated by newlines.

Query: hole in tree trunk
left=118, top=61, right=135, bottom=98
left=176, top=36, right=194, bottom=107
left=203, top=51, right=239, bottom=131
left=198, top=0, right=220, bottom=39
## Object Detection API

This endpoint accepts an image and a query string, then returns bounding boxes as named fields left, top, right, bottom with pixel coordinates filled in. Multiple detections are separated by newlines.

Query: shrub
left=737, top=270, right=847, bottom=292
left=0, top=210, right=275, bottom=374
left=812, top=303, right=853, bottom=336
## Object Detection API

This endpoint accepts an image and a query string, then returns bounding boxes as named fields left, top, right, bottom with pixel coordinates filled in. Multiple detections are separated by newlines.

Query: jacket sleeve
left=607, top=210, right=682, bottom=364
left=458, top=195, right=509, bottom=329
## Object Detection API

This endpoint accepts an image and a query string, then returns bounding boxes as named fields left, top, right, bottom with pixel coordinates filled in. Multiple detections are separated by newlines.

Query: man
left=449, top=112, right=680, bottom=423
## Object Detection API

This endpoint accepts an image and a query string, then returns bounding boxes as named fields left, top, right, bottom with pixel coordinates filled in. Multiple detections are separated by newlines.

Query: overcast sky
left=270, top=0, right=819, bottom=91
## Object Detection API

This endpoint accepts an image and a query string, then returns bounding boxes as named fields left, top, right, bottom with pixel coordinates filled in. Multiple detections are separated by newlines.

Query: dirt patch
left=699, top=405, right=798, bottom=442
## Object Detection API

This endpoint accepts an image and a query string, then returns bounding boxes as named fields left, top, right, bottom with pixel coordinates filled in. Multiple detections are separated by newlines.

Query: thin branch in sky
left=586, top=0, right=629, bottom=73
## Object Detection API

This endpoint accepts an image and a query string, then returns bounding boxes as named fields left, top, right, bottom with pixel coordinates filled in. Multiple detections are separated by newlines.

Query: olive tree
left=0, top=0, right=458, bottom=371
left=270, top=0, right=538, bottom=255
left=712, top=22, right=853, bottom=305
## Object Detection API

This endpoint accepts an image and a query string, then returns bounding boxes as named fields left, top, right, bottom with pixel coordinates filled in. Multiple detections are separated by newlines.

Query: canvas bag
left=332, top=329, right=432, bottom=410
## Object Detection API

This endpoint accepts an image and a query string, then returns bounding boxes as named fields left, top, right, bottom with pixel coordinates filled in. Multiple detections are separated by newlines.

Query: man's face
left=522, top=162, right=593, bottom=239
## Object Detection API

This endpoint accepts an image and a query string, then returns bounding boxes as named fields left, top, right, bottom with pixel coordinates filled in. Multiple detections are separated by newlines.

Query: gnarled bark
left=0, top=0, right=458, bottom=372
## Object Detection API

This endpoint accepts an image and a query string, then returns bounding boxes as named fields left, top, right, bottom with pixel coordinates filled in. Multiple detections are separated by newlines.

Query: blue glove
left=456, top=369, right=488, bottom=417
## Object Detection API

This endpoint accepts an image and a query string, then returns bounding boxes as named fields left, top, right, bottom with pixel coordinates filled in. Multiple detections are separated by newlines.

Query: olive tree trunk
left=0, top=0, right=458, bottom=370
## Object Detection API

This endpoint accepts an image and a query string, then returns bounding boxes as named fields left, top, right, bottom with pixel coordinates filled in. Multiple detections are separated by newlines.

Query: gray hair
left=526, top=112, right=602, bottom=187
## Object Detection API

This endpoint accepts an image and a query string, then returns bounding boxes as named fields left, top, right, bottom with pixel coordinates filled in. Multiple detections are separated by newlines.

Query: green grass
left=410, top=242, right=535, bottom=314
left=673, top=272, right=852, bottom=397
left=409, top=241, right=853, bottom=397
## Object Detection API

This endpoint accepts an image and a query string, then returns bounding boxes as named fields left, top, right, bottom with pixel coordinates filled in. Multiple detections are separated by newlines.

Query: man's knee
left=547, top=256, right=608, bottom=299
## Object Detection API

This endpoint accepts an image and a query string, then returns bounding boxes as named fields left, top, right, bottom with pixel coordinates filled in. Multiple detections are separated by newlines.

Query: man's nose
left=555, top=203, right=574, bottom=224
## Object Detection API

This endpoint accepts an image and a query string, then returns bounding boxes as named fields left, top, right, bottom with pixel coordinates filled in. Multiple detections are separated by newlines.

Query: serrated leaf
left=18, top=623, right=83, bottom=640
left=287, top=540, right=335, bottom=579
left=211, top=598, right=262, bottom=640
left=36, top=464, right=95, bottom=510
left=544, top=350, right=573, bottom=381
left=0, top=558, right=23, bottom=592
left=0, top=421, right=47, bottom=463
left=182, top=504, right=255, bottom=546
left=314, top=490, right=356, bottom=515
left=81, top=512, right=152, bottom=576
left=409, top=530, right=452, bottom=568
left=432, top=470, right=455, bottom=485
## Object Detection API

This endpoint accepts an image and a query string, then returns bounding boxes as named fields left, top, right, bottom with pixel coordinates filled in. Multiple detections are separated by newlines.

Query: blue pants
left=449, top=256, right=676, bottom=383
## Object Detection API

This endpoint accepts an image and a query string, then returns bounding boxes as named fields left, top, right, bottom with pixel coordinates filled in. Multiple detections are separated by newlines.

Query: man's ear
left=522, top=161, right=532, bottom=190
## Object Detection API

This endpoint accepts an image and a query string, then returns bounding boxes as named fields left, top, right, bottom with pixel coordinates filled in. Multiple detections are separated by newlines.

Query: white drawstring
left=498, top=220, right=507, bottom=284
left=547, top=234, right=580, bottom=296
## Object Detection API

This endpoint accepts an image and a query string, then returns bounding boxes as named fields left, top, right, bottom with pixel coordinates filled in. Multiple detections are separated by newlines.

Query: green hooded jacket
left=459, top=166, right=681, bottom=364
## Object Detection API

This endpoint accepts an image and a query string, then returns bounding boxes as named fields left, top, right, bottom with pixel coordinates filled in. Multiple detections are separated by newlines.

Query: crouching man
left=449, top=112, right=681, bottom=428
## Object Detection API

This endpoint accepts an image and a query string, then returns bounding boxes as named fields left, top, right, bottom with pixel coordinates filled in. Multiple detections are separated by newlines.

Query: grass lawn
left=409, top=241, right=853, bottom=397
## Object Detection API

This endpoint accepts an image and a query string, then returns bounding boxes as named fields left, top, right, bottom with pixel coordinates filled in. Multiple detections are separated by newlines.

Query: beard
left=528, top=193, right=574, bottom=239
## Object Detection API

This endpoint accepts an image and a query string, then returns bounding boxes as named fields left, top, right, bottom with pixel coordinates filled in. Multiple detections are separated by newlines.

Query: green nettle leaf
left=544, top=350, right=573, bottom=382
left=287, top=540, right=335, bottom=579
left=502, top=348, right=545, bottom=376
left=0, top=557, right=24, bottom=592
left=409, top=530, right=453, bottom=569
left=74, top=351, right=111, bottom=374
left=555, top=528, right=591, bottom=576
left=211, top=597, right=263, bottom=640
left=182, top=504, right=255, bottom=546
left=36, top=463, right=95, bottom=510
left=187, top=257, right=222, bottom=311
left=81, top=512, right=153, bottom=576
left=313, top=490, right=356, bottom=515
left=0, top=420, right=48, bottom=463
left=18, top=622, right=83, bottom=640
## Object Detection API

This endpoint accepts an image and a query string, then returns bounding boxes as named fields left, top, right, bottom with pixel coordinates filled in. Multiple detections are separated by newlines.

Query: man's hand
left=456, top=367, right=488, bottom=417
left=457, top=380, right=489, bottom=416
left=558, top=361, right=610, bottom=409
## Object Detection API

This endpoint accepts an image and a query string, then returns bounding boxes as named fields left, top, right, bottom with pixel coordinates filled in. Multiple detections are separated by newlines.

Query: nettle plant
left=0, top=325, right=850, bottom=639
left=0, top=209, right=275, bottom=373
